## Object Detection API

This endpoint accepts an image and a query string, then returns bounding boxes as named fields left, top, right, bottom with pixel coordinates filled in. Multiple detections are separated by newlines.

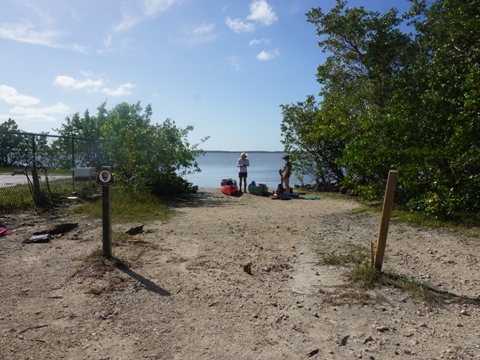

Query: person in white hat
left=237, top=152, right=250, bottom=192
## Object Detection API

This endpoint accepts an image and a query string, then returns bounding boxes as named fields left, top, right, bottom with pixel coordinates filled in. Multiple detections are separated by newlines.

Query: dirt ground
left=0, top=189, right=479, bottom=360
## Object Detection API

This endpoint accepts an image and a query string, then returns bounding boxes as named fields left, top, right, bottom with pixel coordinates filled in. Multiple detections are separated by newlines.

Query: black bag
left=276, top=183, right=285, bottom=195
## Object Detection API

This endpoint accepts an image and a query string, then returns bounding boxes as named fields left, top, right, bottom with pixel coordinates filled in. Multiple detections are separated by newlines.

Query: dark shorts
left=238, top=172, right=247, bottom=178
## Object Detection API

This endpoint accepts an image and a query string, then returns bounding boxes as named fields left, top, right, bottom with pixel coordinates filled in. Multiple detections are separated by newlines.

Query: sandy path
left=0, top=189, right=479, bottom=359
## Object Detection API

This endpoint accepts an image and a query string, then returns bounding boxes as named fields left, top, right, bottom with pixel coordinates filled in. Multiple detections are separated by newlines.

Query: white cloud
left=53, top=75, right=135, bottom=97
left=103, top=35, right=112, bottom=49
left=113, top=0, right=179, bottom=32
left=0, top=85, right=40, bottom=106
left=225, top=17, right=255, bottom=33
left=102, top=83, right=136, bottom=96
left=227, top=55, right=243, bottom=72
left=249, top=38, right=269, bottom=46
left=225, top=0, right=277, bottom=34
left=143, top=0, right=178, bottom=16
left=80, top=70, right=94, bottom=77
left=0, top=22, right=87, bottom=53
left=53, top=76, right=105, bottom=92
left=0, top=22, right=60, bottom=47
left=256, top=48, right=280, bottom=60
left=170, top=23, right=218, bottom=46
left=247, top=0, right=278, bottom=26
left=70, top=43, right=88, bottom=54
left=9, top=102, right=70, bottom=123
left=113, top=13, right=141, bottom=32
left=193, top=23, right=215, bottom=35
left=188, top=23, right=217, bottom=45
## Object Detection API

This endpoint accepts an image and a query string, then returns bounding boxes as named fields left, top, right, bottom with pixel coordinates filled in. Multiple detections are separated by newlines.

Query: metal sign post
left=96, top=167, right=115, bottom=258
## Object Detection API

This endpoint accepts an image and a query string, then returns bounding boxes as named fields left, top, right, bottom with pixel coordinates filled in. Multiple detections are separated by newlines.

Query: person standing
left=237, top=152, right=250, bottom=192
left=281, top=154, right=292, bottom=193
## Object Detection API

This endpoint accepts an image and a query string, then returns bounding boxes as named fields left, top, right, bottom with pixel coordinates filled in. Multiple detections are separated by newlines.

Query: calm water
left=185, top=152, right=308, bottom=189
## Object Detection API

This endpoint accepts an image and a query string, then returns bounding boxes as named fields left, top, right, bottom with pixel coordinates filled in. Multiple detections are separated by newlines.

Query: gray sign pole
left=102, top=184, right=112, bottom=258
left=98, top=166, right=113, bottom=258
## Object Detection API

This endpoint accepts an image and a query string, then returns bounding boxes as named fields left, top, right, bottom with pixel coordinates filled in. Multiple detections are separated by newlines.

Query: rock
left=48, top=223, right=78, bottom=235
left=243, top=261, right=253, bottom=275
left=126, top=225, right=144, bottom=235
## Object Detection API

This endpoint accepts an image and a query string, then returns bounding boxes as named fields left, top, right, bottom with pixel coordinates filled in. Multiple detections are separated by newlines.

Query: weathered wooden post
left=96, top=167, right=115, bottom=258
left=30, top=134, right=43, bottom=208
left=374, top=170, right=398, bottom=271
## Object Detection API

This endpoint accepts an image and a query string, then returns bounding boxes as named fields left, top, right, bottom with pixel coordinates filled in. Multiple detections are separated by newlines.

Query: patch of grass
left=391, top=208, right=445, bottom=228
left=348, top=262, right=480, bottom=305
left=74, top=189, right=175, bottom=223
left=352, top=204, right=379, bottom=214
left=0, top=185, right=35, bottom=212
left=349, top=261, right=380, bottom=288
left=0, top=181, right=77, bottom=213
left=348, top=202, right=480, bottom=235
left=321, top=245, right=369, bottom=266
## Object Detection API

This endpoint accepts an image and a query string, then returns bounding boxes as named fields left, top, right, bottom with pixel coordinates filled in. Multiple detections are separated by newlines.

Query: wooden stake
left=374, top=170, right=398, bottom=271
left=370, top=240, right=375, bottom=266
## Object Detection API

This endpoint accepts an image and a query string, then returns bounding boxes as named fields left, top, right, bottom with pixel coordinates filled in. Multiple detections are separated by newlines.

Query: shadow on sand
left=112, top=258, right=171, bottom=296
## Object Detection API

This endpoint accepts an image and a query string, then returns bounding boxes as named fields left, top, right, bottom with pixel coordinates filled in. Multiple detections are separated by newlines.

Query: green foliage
left=74, top=188, right=174, bottom=223
left=3, top=99, right=208, bottom=198
left=0, top=185, right=35, bottom=212
left=52, top=100, right=208, bottom=195
left=280, top=96, right=345, bottom=184
left=99, top=101, right=207, bottom=195
left=322, top=245, right=368, bottom=267
left=52, top=105, right=108, bottom=169
left=0, top=119, right=28, bottom=166
left=281, top=0, right=480, bottom=217
left=349, top=261, right=379, bottom=288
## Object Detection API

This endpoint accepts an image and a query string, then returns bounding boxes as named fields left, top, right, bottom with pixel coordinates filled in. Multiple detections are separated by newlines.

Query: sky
left=0, top=0, right=412, bottom=151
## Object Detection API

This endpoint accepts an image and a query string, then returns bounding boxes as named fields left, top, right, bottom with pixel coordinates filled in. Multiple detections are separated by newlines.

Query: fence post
left=31, top=134, right=43, bottom=207
left=374, top=170, right=398, bottom=271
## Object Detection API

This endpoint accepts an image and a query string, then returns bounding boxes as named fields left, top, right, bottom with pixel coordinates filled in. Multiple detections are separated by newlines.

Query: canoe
left=248, top=182, right=269, bottom=196
left=220, top=178, right=238, bottom=196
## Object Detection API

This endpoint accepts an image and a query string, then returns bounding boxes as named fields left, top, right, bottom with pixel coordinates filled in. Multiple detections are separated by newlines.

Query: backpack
left=276, top=183, right=285, bottom=195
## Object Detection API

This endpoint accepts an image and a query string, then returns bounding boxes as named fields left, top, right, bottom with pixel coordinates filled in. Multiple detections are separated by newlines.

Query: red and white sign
left=96, top=169, right=115, bottom=186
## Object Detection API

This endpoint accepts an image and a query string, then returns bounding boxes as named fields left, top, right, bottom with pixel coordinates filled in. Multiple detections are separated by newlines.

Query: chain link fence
left=0, top=131, right=106, bottom=212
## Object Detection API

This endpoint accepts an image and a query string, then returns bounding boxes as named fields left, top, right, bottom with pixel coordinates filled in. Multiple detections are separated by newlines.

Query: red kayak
left=220, top=178, right=238, bottom=196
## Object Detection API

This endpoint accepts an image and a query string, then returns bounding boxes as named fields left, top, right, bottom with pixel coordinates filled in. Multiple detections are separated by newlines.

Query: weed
left=349, top=261, right=380, bottom=288
left=74, top=189, right=174, bottom=223
left=347, top=262, right=480, bottom=305
left=321, top=245, right=369, bottom=266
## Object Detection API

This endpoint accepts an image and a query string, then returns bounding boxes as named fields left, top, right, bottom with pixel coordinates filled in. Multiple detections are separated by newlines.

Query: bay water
left=185, top=152, right=308, bottom=189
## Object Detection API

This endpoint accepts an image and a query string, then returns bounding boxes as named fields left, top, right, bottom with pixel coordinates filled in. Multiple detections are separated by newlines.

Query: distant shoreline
left=203, top=150, right=284, bottom=153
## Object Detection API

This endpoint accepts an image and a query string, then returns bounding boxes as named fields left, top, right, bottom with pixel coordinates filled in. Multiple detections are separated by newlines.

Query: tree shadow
left=112, top=258, right=171, bottom=296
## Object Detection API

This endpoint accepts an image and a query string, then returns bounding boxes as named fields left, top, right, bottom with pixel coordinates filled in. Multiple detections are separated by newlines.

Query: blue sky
left=0, top=0, right=412, bottom=151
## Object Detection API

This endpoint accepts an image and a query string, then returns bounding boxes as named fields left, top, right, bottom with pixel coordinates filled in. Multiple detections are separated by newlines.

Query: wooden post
left=30, top=135, right=43, bottom=208
left=374, top=170, right=398, bottom=271
left=31, top=166, right=43, bottom=208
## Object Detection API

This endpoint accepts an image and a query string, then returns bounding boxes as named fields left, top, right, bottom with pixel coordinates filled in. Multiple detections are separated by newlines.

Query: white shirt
left=237, top=158, right=249, bottom=173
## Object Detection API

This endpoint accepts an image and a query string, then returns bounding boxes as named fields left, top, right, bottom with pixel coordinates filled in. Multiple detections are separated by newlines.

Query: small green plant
left=74, top=189, right=174, bottom=223
left=321, top=245, right=369, bottom=266
left=349, top=261, right=380, bottom=288
left=347, top=262, right=480, bottom=305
